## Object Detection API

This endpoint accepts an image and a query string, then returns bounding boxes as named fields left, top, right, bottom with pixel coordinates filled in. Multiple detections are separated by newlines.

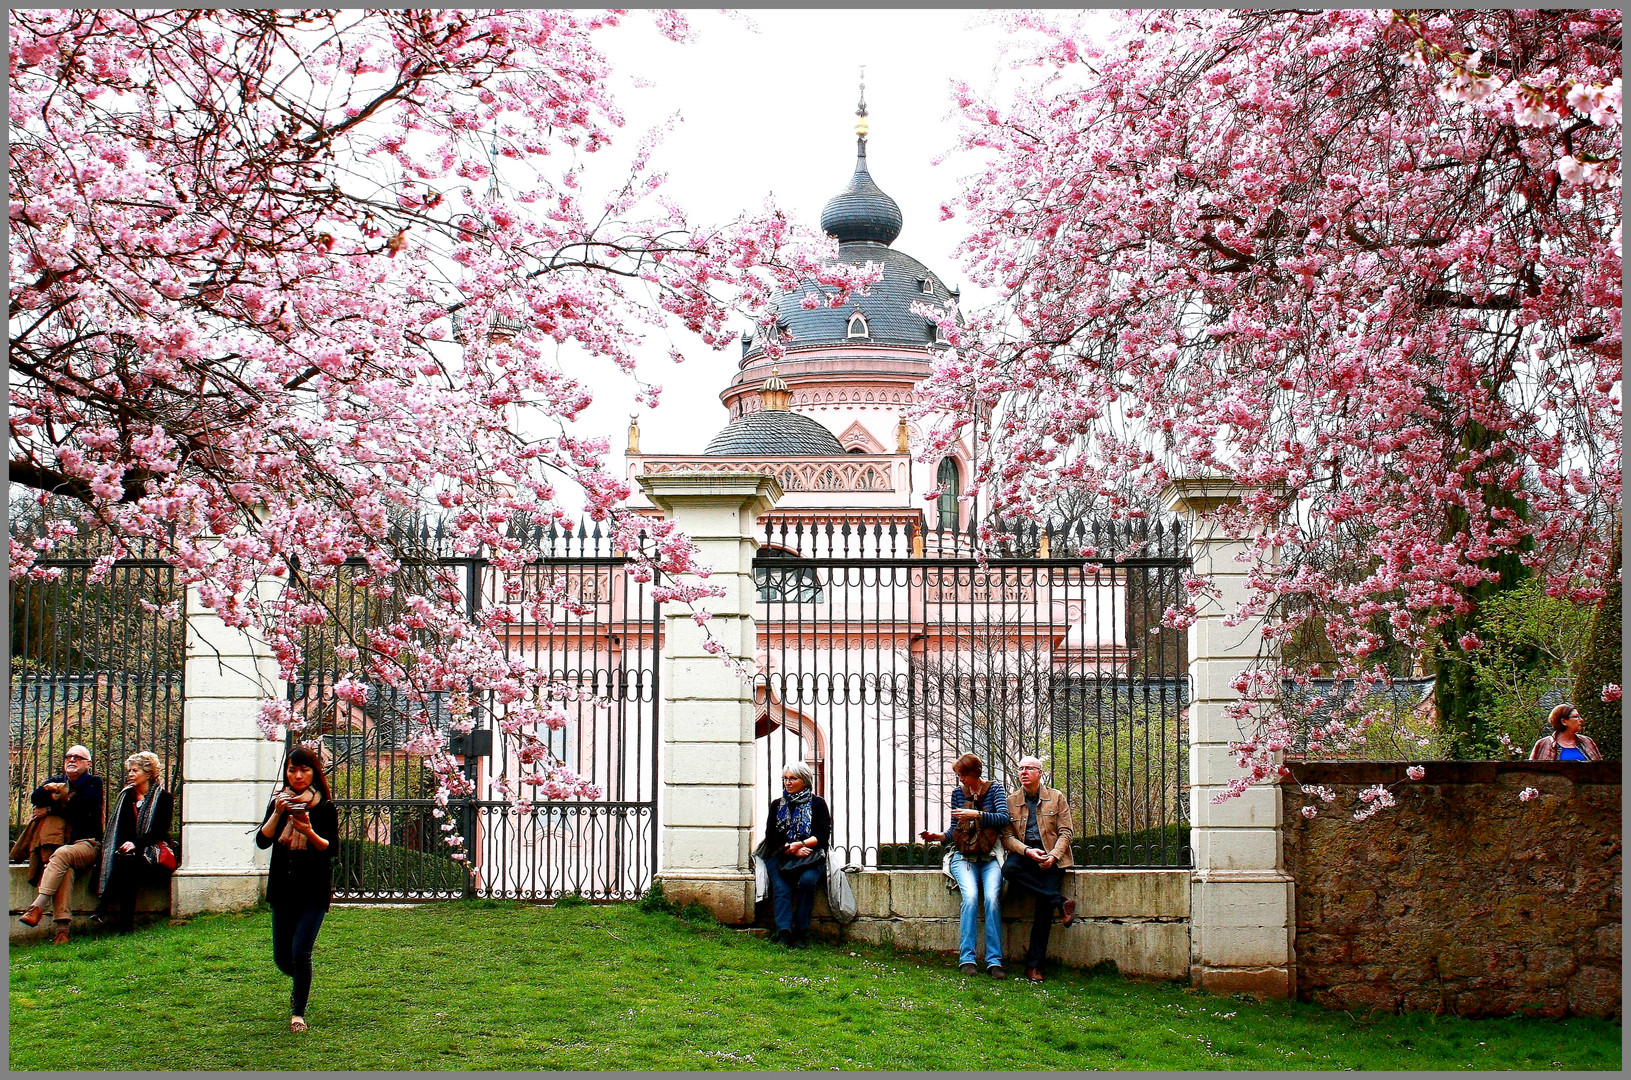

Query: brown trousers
left=34, top=839, right=102, bottom=922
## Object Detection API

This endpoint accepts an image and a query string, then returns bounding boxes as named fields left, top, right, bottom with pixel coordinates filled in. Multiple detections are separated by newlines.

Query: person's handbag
left=951, top=814, right=1002, bottom=859
left=825, top=860, right=858, bottom=924
left=752, top=853, right=770, bottom=903
left=144, top=841, right=178, bottom=873
left=777, top=849, right=825, bottom=875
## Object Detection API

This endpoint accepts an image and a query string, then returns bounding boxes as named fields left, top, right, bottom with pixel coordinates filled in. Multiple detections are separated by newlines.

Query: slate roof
left=743, top=244, right=961, bottom=361
left=703, top=408, right=846, bottom=457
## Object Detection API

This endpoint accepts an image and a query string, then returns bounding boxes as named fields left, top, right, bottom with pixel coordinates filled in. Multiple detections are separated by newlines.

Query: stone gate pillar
left=1160, top=477, right=1294, bottom=999
left=172, top=572, right=288, bottom=916
left=638, top=471, right=781, bottom=924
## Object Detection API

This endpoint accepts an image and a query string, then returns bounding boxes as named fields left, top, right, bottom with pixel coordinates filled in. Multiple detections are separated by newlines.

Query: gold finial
left=855, top=65, right=869, bottom=139
left=895, top=415, right=910, bottom=453
left=761, top=367, right=791, bottom=411
left=626, top=414, right=640, bottom=454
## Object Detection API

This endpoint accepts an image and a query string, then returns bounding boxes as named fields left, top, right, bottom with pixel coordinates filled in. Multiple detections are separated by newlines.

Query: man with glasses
left=17, top=746, right=105, bottom=943
left=1000, top=755, right=1077, bottom=983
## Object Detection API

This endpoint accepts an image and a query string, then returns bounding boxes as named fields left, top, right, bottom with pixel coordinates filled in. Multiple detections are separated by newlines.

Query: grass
left=9, top=901, right=1621, bottom=1071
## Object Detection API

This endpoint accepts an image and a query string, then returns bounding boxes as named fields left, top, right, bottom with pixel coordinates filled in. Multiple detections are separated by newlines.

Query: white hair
left=67, top=745, right=91, bottom=761
left=1017, top=756, right=1045, bottom=771
left=781, top=760, right=816, bottom=790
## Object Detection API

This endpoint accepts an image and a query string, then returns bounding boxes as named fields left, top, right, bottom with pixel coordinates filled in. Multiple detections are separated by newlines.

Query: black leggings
left=270, top=903, right=328, bottom=1016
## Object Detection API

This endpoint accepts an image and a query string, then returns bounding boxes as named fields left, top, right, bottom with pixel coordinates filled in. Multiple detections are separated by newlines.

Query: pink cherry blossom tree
left=924, top=9, right=1621, bottom=784
left=9, top=8, right=866, bottom=841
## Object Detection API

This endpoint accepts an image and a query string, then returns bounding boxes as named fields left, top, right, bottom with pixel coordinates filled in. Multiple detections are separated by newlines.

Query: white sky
left=553, top=9, right=1119, bottom=507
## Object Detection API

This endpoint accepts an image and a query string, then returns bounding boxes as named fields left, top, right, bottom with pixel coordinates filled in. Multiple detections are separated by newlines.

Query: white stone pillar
left=172, top=571, right=288, bottom=916
left=638, top=471, right=780, bottom=924
left=1160, top=478, right=1294, bottom=999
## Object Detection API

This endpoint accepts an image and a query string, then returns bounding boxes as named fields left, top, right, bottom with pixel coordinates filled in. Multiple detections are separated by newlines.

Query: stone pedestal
left=1161, top=478, right=1294, bottom=999
left=172, top=573, right=287, bottom=916
left=639, top=471, right=781, bottom=924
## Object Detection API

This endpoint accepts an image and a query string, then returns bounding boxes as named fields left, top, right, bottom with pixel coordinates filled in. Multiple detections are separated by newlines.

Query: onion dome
left=820, top=139, right=903, bottom=246
left=819, top=75, right=903, bottom=246
left=704, top=410, right=845, bottom=456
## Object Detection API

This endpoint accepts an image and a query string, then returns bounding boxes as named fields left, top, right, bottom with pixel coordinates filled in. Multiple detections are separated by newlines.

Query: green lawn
left=8, top=899, right=1621, bottom=1071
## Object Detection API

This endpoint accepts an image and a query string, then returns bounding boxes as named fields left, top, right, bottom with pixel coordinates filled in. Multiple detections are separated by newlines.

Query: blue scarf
left=777, top=786, right=813, bottom=840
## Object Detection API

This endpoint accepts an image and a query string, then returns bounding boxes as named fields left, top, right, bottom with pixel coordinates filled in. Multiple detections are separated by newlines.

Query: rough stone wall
left=1282, top=761, right=1620, bottom=1018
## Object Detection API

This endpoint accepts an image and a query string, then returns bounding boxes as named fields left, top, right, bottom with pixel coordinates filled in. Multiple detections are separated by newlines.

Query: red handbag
left=144, top=841, right=178, bottom=873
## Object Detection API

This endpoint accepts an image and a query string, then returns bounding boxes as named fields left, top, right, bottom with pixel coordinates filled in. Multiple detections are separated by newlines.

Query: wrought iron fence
left=288, top=518, right=661, bottom=901
left=9, top=529, right=185, bottom=842
left=753, top=514, right=1191, bottom=869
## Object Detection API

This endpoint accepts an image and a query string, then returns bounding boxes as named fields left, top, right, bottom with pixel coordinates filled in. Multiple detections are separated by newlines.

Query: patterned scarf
left=777, top=785, right=814, bottom=841
left=98, top=782, right=164, bottom=895
left=276, top=786, right=322, bottom=851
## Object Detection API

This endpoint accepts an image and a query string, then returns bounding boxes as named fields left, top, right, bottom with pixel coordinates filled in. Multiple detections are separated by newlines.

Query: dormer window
left=927, top=318, right=949, bottom=345
left=846, top=311, right=870, bottom=339
left=918, top=277, right=934, bottom=295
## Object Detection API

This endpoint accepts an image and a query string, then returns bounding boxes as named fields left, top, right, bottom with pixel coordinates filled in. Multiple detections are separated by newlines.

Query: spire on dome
left=820, top=69, right=903, bottom=247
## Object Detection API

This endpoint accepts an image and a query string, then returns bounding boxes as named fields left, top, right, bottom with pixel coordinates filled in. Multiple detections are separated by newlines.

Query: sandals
left=290, top=1017, right=308, bottom=1034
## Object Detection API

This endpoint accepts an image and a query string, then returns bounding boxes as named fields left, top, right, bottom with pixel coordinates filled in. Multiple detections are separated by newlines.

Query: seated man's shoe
left=988, top=966, right=1007, bottom=980
left=1060, top=898, right=1077, bottom=928
left=1026, top=967, right=1045, bottom=983
left=17, top=906, right=43, bottom=928
left=52, top=923, right=71, bottom=945
left=960, top=962, right=977, bottom=976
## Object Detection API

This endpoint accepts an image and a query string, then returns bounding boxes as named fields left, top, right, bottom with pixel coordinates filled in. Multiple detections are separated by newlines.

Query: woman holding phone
left=255, top=744, right=338, bottom=1033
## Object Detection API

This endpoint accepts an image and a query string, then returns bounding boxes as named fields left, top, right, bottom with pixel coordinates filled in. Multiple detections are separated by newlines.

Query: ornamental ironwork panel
left=289, top=518, right=661, bottom=902
left=752, top=514, right=1192, bottom=870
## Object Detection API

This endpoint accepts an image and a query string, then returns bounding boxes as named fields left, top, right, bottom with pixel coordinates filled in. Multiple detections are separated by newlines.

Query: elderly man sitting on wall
left=1000, top=755, right=1077, bottom=983
left=14, top=746, right=105, bottom=944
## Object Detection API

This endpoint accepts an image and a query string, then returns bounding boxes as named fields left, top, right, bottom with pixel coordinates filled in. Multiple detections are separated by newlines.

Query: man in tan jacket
left=1001, top=755, right=1077, bottom=982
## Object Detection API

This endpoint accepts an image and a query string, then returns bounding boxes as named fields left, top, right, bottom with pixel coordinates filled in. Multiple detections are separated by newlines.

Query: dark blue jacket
left=31, top=772, right=105, bottom=844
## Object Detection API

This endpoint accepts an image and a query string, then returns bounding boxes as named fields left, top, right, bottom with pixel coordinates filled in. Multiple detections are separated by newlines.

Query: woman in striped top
left=920, top=753, right=1012, bottom=977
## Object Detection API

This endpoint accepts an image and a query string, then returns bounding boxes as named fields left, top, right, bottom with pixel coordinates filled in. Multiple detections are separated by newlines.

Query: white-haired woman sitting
left=92, top=751, right=174, bottom=933
left=755, top=760, right=831, bottom=947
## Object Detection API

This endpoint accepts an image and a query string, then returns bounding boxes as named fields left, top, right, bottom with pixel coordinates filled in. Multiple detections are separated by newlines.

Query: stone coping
left=1283, top=760, right=1620, bottom=785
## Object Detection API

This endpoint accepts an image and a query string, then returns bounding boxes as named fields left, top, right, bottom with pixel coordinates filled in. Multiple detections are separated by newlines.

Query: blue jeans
left=769, top=855, right=824, bottom=938
left=271, top=903, right=328, bottom=1016
left=948, top=853, right=1005, bottom=968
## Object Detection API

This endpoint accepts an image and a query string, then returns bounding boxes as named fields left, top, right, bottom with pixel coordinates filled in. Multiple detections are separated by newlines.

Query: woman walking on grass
left=256, top=745, right=338, bottom=1034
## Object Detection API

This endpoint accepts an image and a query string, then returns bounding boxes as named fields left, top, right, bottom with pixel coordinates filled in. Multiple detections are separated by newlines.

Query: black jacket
left=756, top=795, right=832, bottom=860
left=31, top=772, right=105, bottom=844
left=255, top=796, right=340, bottom=910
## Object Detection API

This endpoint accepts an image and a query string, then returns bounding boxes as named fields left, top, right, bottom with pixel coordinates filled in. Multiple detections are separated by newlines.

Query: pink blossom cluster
left=923, top=9, right=1620, bottom=802
left=9, top=10, right=872, bottom=859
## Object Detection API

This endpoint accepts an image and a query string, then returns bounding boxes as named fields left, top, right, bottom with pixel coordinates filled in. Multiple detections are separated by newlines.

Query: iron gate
left=9, top=524, right=186, bottom=844
left=753, top=515, right=1191, bottom=869
left=289, top=521, right=660, bottom=901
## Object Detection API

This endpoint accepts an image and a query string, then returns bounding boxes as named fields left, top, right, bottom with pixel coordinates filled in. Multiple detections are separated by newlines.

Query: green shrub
left=636, top=879, right=672, bottom=914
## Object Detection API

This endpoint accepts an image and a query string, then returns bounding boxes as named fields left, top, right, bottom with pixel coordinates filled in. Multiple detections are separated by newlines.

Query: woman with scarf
left=255, top=745, right=339, bottom=1034
left=91, top=751, right=174, bottom=934
left=756, top=760, right=832, bottom=948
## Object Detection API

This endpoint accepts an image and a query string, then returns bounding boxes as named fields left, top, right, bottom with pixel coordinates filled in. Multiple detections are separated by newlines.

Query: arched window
left=755, top=547, right=824, bottom=604
left=846, top=311, right=870, bottom=339
left=937, top=457, right=960, bottom=531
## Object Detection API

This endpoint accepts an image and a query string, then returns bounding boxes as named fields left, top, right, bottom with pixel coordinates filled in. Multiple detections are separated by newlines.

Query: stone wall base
left=1193, top=964, right=1294, bottom=999
left=660, top=873, right=755, bottom=925
left=9, top=862, right=168, bottom=943
left=171, top=869, right=266, bottom=917
left=777, top=869, right=1191, bottom=979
